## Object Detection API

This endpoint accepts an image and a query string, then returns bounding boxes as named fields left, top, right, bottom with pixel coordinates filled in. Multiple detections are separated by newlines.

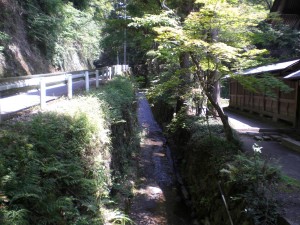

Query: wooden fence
left=229, top=79, right=299, bottom=126
left=0, top=65, right=130, bottom=121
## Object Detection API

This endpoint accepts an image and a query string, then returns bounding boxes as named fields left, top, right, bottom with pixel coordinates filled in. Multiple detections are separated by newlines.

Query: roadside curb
left=278, top=216, right=295, bottom=225
left=282, top=138, right=300, bottom=153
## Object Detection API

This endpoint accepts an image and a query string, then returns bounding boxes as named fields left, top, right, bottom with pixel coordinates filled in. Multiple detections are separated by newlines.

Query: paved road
left=0, top=79, right=98, bottom=120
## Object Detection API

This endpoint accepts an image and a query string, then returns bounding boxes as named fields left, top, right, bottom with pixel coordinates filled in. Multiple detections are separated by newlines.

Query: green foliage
left=17, top=0, right=112, bottom=68
left=97, top=76, right=135, bottom=123
left=234, top=73, right=293, bottom=97
left=130, top=0, right=287, bottom=143
left=53, top=3, right=102, bottom=68
left=101, top=17, right=154, bottom=65
left=167, top=113, right=240, bottom=221
left=25, top=2, right=61, bottom=56
left=166, top=111, right=281, bottom=224
left=281, top=175, right=300, bottom=189
left=100, top=0, right=164, bottom=66
left=69, top=0, right=90, bottom=10
left=110, top=210, right=134, bottom=225
left=127, top=0, right=161, bottom=17
left=0, top=95, right=110, bottom=224
left=252, top=16, right=300, bottom=59
left=0, top=77, right=139, bottom=224
left=98, top=77, right=139, bottom=177
left=242, top=0, right=274, bottom=10
left=147, top=68, right=183, bottom=107
left=221, top=144, right=281, bottom=225
left=134, top=75, right=146, bottom=87
left=0, top=31, right=10, bottom=52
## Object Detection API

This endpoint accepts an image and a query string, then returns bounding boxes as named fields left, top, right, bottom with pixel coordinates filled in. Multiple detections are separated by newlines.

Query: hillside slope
left=0, top=0, right=105, bottom=77
left=0, top=0, right=54, bottom=77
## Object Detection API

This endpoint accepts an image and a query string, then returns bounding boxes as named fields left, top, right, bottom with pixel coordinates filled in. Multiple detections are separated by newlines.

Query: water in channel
left=129, top=92, right=192, bottom=225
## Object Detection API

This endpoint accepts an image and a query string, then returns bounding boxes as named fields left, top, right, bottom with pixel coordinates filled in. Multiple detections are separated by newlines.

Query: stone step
left=281, top=138, right=300, bottom=153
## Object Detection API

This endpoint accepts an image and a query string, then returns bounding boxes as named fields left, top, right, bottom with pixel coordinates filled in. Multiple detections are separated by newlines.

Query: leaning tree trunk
left=206, top=92, right=234, bottom=143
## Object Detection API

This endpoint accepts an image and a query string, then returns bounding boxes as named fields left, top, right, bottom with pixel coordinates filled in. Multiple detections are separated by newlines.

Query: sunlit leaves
left=16, top=0, right=112, bottom=67
left=233, top=73, right=293, bottom=97
left=185, top=1, right=267, bottom=47
left=154, top=26, right=184, bottom=44
left=147, top=69, right=183, bottom=106
left=129, top=10, right=180, bottom=29
left=209, top=43, right=239, bottom=62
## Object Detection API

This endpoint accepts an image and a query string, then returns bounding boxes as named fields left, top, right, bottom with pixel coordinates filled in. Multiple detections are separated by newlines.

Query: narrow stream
left=129, top=92, right=192, bottom=225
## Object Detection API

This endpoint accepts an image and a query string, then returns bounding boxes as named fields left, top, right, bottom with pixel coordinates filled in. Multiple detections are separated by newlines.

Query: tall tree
left=131, top=0, right=271, bottom=142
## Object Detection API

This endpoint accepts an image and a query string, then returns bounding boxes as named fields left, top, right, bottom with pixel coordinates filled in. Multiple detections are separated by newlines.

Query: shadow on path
left=129, top=91, right=191, bottom=225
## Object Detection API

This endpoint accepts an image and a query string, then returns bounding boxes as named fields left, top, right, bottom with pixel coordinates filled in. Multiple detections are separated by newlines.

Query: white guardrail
left=0, top=65, right=130, bottom=121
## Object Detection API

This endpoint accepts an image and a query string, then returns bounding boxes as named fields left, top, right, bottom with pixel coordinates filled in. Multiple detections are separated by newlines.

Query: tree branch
left=161, top=0, right=171, bottom=11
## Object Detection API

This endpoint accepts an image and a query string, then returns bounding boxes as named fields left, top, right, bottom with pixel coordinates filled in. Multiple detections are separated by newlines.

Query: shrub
left=221, top=145, right=281, bottom=225
left=0, top=76, right=138, bottom=224
left=166, top=112, right=280, bottom=224
left=96, top=76, right=139, bottom=176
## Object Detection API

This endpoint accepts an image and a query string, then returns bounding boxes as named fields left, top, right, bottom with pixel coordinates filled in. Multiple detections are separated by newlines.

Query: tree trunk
left=175, top=52, right=190, bottom=113
left=209, top=27, right=221, bottom=115
left=206, top=92, right=234, bottom=143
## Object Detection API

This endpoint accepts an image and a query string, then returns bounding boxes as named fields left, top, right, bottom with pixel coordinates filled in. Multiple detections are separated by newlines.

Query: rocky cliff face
left=0, top=0, right=93, bottom=77
left=0, top=0, right=53, bottom=77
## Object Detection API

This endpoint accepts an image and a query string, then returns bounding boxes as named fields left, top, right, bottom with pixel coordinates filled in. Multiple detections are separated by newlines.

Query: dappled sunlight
left=128, top=92, right=191, bottom=225
left=134, top=185, right=165, bottom=201
left=228, top=115, right=260, bottom=131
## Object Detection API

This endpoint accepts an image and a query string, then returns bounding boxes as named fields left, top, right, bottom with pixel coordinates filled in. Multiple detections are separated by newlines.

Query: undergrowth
left=166, top=111, right=281, bottom=225
left=0, top=76, right=138, bottom=224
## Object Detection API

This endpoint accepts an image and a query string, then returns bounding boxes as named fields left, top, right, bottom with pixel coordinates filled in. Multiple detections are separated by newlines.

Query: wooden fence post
left=96, top=70, right=99, bottom=88
left=40, top=77, right=46, bottom=109
left=85, top=71, right=89, bottom=92
left=67, top=73, right=72, bottom=99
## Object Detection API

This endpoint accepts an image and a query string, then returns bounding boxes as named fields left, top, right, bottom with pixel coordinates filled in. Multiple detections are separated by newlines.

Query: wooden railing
left=0, top=65, right=130, bottom=121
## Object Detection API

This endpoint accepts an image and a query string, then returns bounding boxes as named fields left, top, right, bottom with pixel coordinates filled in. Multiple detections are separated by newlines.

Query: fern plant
left=0, top=77, right=138, bottom=224
left=0, top=106, right=108, bottom=224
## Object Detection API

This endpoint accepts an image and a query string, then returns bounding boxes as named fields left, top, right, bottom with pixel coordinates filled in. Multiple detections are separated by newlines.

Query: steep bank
left=0, top=0, right=54, bottom=77
left=0, top=77, right=139, bottom=224
left=0, top=0, right=105, bottom=77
